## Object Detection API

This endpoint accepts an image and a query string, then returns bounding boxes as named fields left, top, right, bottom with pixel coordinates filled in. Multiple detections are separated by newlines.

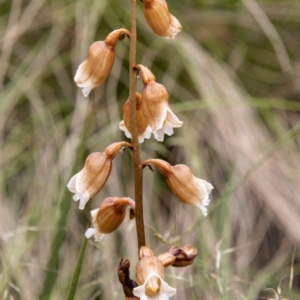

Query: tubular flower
left=119, top=92, right=152, bottom=143
left=67, top=141, right=132, bottom=210
left=141, top=0, right=182, bottom=39
left=133, top=246, right=176, bottom=300
left=134, top=64, right=183, bottom=142
left=74, top=28, right=130, bottom=97
left=142, top=159, right=213, bottom=216
left=85, top=197, right=135, bottom=241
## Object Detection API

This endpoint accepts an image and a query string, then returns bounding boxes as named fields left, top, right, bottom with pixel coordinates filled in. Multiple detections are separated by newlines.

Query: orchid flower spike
left=141, top=0, right=182, bottom=39
left=119, top=92, right=152, bottom=143
left=67, top=141, right=132, bottom=210
left=85, top=197, right=135, bottom=241
left=133, top=246, right=176, bottom=300
left=74, top=28, right=130, bottom=97
left=134, top=64, right=183, bottom=142
left=142, top=159, right=213, bottom=216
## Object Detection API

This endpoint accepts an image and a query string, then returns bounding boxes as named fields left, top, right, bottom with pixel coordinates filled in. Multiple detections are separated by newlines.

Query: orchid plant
left=67, top=0, right=213, bottom=299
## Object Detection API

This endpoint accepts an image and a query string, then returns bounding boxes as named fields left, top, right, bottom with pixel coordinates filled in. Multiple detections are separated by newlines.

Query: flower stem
left=129, top=0, right=146, bottom=250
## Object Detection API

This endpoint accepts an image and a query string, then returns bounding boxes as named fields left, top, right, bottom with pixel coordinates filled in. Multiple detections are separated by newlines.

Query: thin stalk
left=129, top=0, right=146, bottom=249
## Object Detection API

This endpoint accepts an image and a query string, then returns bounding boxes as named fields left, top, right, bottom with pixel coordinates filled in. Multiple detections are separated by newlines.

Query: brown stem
left=129, top=0, right=146, bottom=250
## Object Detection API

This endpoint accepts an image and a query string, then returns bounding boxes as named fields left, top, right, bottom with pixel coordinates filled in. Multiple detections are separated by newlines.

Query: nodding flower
left=67, top=141, right=132, bottom=210
left=141, top=0, right=182, bottom=39
left=85, top=197, right=135, bottom=242
left=133, top=246, right=176, bottom=300
left=142, top=159, right=213, bottom=216
left=74, top=28, right=130, bottom=97
left=134, top=64, right=183, bottom=142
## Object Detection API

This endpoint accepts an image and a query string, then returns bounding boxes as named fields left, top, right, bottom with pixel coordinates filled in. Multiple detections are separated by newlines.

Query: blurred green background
left=0, top=0, right=300, bottom=299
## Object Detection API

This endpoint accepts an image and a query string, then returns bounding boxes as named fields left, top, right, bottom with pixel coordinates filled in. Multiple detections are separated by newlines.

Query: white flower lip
left=166, top=14, right=182, bottom=39
left=194, top=178, right=214, bottom=216
left=67, top=173, right=90, bottom=210
left=152, top=107, right=183, bottom=142
left=133, top=273, right=176, bottom=300
left=85, top=208, right=104, bottom=241
left=119, top=121, right=152, bottom=143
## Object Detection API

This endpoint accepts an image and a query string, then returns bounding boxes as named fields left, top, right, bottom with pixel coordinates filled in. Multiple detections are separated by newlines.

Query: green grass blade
left=66, top=236, right=88, bottom=300
left=39, top=106, right=96, bottom=300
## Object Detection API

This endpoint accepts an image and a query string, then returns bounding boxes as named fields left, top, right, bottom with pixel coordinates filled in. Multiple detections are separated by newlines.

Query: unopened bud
left=67, top=141, right=132, bottom=210
left=169, top=245, right=198, bottom=267
left=134, top=64, right=183, bottom=142
left=141, top=0, right=182, bottom=39
left=119, top=93, right=152, bottom=143
left=85, top=197, right=135, bottom=241
left=157, top=252, right=176, bottom=267
left=142, top=159, right=213, bottom=216
left=74, top=28, right=130, bottom=97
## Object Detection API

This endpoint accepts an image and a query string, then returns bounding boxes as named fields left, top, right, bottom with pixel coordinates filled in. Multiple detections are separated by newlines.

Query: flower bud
left=85, top=197, right=135, bottom=241
left=157, top=252, right=176, bottom=267
left=119, top=92, right=152, bottom=143
left=142, top=158, right=213, bottom=216
left=141, top=0, right=182, bottom=39
left=169, top=245, right=198, bottom=267
left=74, top=28, right=130, bottom=97
left=134, top=247, right=176, bottom=299
left=134, top=64, right=183, bottom=142
left=67, top=141, right=132, bottom=210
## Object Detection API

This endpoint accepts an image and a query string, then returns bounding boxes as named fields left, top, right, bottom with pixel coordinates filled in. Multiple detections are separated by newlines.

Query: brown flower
left=133, top=246, right=176, bottom=299
left=134, top=64, right=183, bottom=141
left=119, top=92, right=152, bottom=143
left=142, top=158, right=213, bottom=216
left=67, top=141, right=132, bottom=209
left=74, top=28, right=130, bottom=97
left=141, top=0, right=182, bottom=38
left=85, top=197, right=135, bottom=241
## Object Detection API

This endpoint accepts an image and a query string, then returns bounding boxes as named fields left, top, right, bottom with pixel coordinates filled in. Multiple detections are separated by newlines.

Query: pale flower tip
left=197, top=202, right=208, bottom=217
left=94, top=232, right=104, bottom=242
left=79, top=196, right=89, bottom=210
left=90, top=208, right=99, bottom=219
left=85, top=228, right=96, bottom=239
left=72, top=193, right=81, bottom=202
left=119, top=121, right=132, bottom=139
left=160, top=278, right=177, bottom=297
left=153, top=131, right=165, bottom=142
left=67, top=174, right=77, bottom=193
left=82, top=86, right=92, bottom=97
left=167, top=15, right=182, bottom=39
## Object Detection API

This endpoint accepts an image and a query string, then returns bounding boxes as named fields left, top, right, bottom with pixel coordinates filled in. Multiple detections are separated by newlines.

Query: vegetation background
left=0, top=0, right=300, bottom=299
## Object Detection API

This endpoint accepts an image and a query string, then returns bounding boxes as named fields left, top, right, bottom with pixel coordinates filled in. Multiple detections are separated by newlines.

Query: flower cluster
left=69, top=1, right=213, bottom=299
left=119, top=64, right=183, bottom=142
left=118, top=245, right=198, bottom=299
